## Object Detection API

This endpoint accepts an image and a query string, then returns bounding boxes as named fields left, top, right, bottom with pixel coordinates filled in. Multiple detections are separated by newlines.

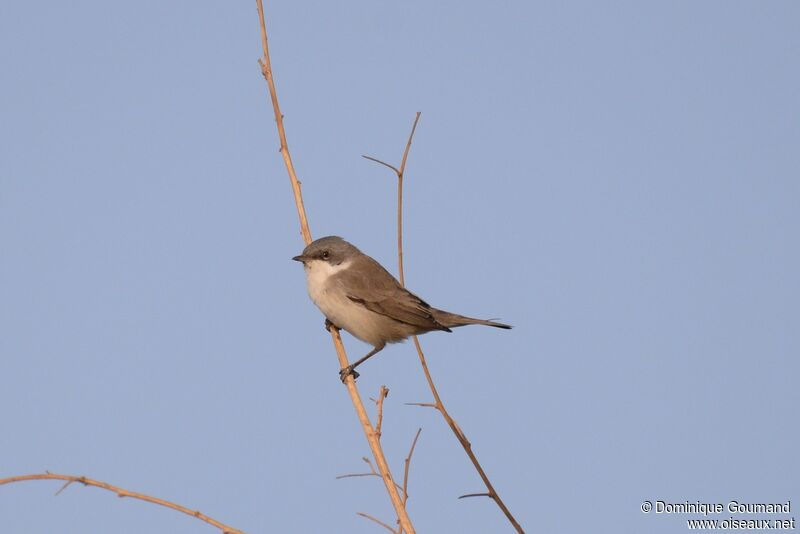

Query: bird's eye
left=321, top=250, right=330, bottom=259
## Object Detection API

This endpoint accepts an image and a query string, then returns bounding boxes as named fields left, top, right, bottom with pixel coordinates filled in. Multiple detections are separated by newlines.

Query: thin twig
left=404, top=402, right=437, bottom=409
left=375, top=386, right=389, bottom=439
left=336, top=458, right=404, bottom=493
left=254, top=4, right=414, bottom=532
left=458, top=492, right=492, bottom=500
left=55, top=479, right=76, bottom=496
left=336, top=472, right=380, bottom=481
left=335, top=473, right=405, bottom=493
left=0, top=473, right=242, bottom=534
left=356, top=512, right=399, bottom=533
left=362, top=112, right=421, bottom=285
left=343, top=457, right=377, bottom=476
left=411, top=339, right=525, bottom=532
left=363, top=456, right=377, bottom=474
left=394, top=113, right=421, bottom=287
left=362, top=155, right=399, bottom=175
left=366, top=114, right=525, bottom=532
left=401, top=428, right=422, bottom=505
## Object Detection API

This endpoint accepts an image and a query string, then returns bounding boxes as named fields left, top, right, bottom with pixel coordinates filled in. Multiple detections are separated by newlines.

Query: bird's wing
left=334, top=255, right=451, bottom=332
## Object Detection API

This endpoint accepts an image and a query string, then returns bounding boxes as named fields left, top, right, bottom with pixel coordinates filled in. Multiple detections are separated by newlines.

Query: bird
left=292, top=236, right=511, bottom=381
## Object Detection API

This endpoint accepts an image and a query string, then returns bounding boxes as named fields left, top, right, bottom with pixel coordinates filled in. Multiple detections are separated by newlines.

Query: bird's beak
left=292, top=254, right=308, bottom=263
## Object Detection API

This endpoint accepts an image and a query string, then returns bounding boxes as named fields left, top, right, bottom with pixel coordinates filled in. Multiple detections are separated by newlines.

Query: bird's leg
left=324, top=318, right=340, bottom=333
left=339, top=344, right=385, bottom=383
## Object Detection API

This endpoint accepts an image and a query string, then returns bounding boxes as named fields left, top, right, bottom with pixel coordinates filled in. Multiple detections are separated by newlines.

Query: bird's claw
left=339, top=365, right=360, bottom=383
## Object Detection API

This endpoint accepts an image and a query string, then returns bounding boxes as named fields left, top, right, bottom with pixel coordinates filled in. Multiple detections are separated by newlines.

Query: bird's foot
left=324, top=318, right=340, bottom=333
left=339, top=365, right=360, bottom=383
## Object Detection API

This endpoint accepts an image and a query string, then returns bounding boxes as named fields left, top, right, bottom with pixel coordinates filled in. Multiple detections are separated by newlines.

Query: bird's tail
left=431, top=309, right=512, bottom=330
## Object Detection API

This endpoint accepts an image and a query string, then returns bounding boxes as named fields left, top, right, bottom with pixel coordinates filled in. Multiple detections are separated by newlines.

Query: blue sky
left=1, top=2, right=798, bottom=533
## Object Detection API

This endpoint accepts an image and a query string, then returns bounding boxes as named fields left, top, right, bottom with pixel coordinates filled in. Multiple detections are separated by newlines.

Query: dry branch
left=364, top=114, right=525, bottom=533
left=356, top=511, right=399, bottom=533
left=338, top=416, right=423, bottom=533
left=349, top=427, right=423, bottom=534
left=375, top=385, right=390, bottom=439
left=361, top=111, right=420, bottom=286
left=0, top=473, right=242, bottom=534
left=335, top=457, right=404, bottom=494
left=254, top=2, right=414, bottom=532
left=401, top=428, right=422, bottom=506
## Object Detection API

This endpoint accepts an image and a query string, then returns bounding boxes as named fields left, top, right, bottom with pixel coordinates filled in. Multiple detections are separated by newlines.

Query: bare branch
left=364, top=112, right=422, bottom=182
left=0, top=473, right=243, bottom=534
left=375, top=386, right=389, bottom=439
left=336, top=472, right=379, bottom=481
left=356, top=512, right=399, bottom=533
left=363, top=456, right=378, bottom=474
left=367, top=111, right=525, bottom=532
left=254, top=3, right=415, bottom=532
left=336, top=462, right=404, bottom=494
left=362, top=113, right=421, bottom=285
left=402, top=428, right=422, bottom=505
left=397, top=112, right=422, bottom=178
left=55, top=478, right=76, bottom=496
left=362, top=155, right=400, bottom=175
left=336, top=473, right=404, bottom=494
left=410, top=337, right=522, bottom=530
left=336, top=457, right=404, bottom=493
left=404, top=402, right=438, bottom=409
left=458, top=492, right=492, bottom=500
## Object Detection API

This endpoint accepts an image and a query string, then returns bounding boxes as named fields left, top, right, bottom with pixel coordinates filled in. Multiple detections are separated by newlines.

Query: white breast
left=305, top=259, right=350, bottom=304
left=303, top=259, right=391, bottom=347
